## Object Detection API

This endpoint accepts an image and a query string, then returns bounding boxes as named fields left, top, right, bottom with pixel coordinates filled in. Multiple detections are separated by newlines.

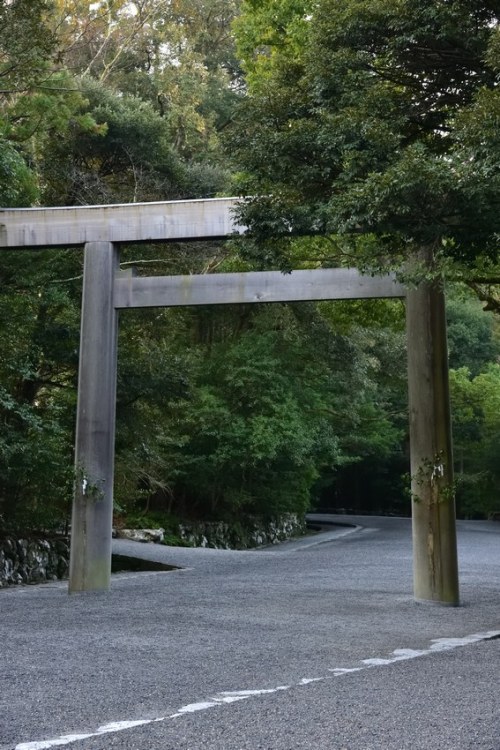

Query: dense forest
left=0, top=0, right=499, bottom=536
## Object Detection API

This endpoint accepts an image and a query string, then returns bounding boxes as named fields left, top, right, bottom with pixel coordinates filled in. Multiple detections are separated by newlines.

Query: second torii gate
left=0, top=198, right=459, bottom=604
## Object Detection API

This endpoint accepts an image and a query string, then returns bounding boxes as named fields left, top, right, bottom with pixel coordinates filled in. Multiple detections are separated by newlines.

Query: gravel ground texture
left=1, top=515, right=499, bottom=750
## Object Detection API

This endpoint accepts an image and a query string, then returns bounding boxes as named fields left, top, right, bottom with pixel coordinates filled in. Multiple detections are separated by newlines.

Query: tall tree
left=230, top=0, right=500, bottom=266
left=52, top=0, right=241, bottom=162
left=0, top=0, right=94, bottom=205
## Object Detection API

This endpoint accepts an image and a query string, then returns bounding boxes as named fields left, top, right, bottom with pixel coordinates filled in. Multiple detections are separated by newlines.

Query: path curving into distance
left=2, top=515, right=499, bottom=750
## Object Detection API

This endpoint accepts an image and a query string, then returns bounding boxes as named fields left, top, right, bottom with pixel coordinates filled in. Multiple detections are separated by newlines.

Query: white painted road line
left=14, top=629, right=500, bottom=750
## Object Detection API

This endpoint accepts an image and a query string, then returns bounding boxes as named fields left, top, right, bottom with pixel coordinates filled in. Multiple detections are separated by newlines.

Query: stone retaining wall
left=177, top=514, right=306, bottom=549
left=115, top=514, right=306, bottom=550
left=1, top=514, right=305, bottom=586
left=0, top=537, right=69, bottom=587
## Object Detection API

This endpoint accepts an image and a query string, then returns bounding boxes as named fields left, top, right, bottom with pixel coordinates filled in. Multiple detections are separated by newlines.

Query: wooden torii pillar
left=0, top=198, right=459, bottom=604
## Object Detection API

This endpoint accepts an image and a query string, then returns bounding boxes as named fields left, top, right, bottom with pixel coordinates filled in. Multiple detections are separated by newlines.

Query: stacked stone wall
left=0, top=537, right=69, bottom=587
left=177, top=514, right=305, bottom=549
left=115, top=514, right=306, bottom=550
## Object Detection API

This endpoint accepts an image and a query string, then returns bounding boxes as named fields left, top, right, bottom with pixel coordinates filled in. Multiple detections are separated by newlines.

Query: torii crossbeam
left=0, top=198, right=459, bottom=604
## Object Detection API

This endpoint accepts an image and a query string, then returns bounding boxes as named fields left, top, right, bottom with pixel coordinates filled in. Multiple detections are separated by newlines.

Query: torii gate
left=0, top=198, right=459, bottom=604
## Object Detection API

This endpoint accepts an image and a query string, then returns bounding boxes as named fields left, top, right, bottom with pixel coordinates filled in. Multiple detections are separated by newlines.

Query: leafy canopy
left=230, top=0, right=500, bottom=266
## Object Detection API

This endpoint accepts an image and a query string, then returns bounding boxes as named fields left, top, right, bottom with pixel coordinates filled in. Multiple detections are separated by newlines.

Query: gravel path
left=1, top=515, right=499, bottom=750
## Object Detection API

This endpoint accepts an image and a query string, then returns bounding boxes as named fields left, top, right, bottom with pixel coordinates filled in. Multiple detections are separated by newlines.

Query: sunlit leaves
left=230, top=0, right=500, bottom=265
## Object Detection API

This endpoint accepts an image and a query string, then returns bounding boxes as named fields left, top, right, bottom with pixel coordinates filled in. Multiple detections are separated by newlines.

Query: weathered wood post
left=406, top=258, right=459, bottom=605
left=69, top=241, right=119, bottom=592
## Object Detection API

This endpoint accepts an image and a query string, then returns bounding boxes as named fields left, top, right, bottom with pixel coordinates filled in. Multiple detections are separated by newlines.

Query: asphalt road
left=1, top=515, right=499, bottom=750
